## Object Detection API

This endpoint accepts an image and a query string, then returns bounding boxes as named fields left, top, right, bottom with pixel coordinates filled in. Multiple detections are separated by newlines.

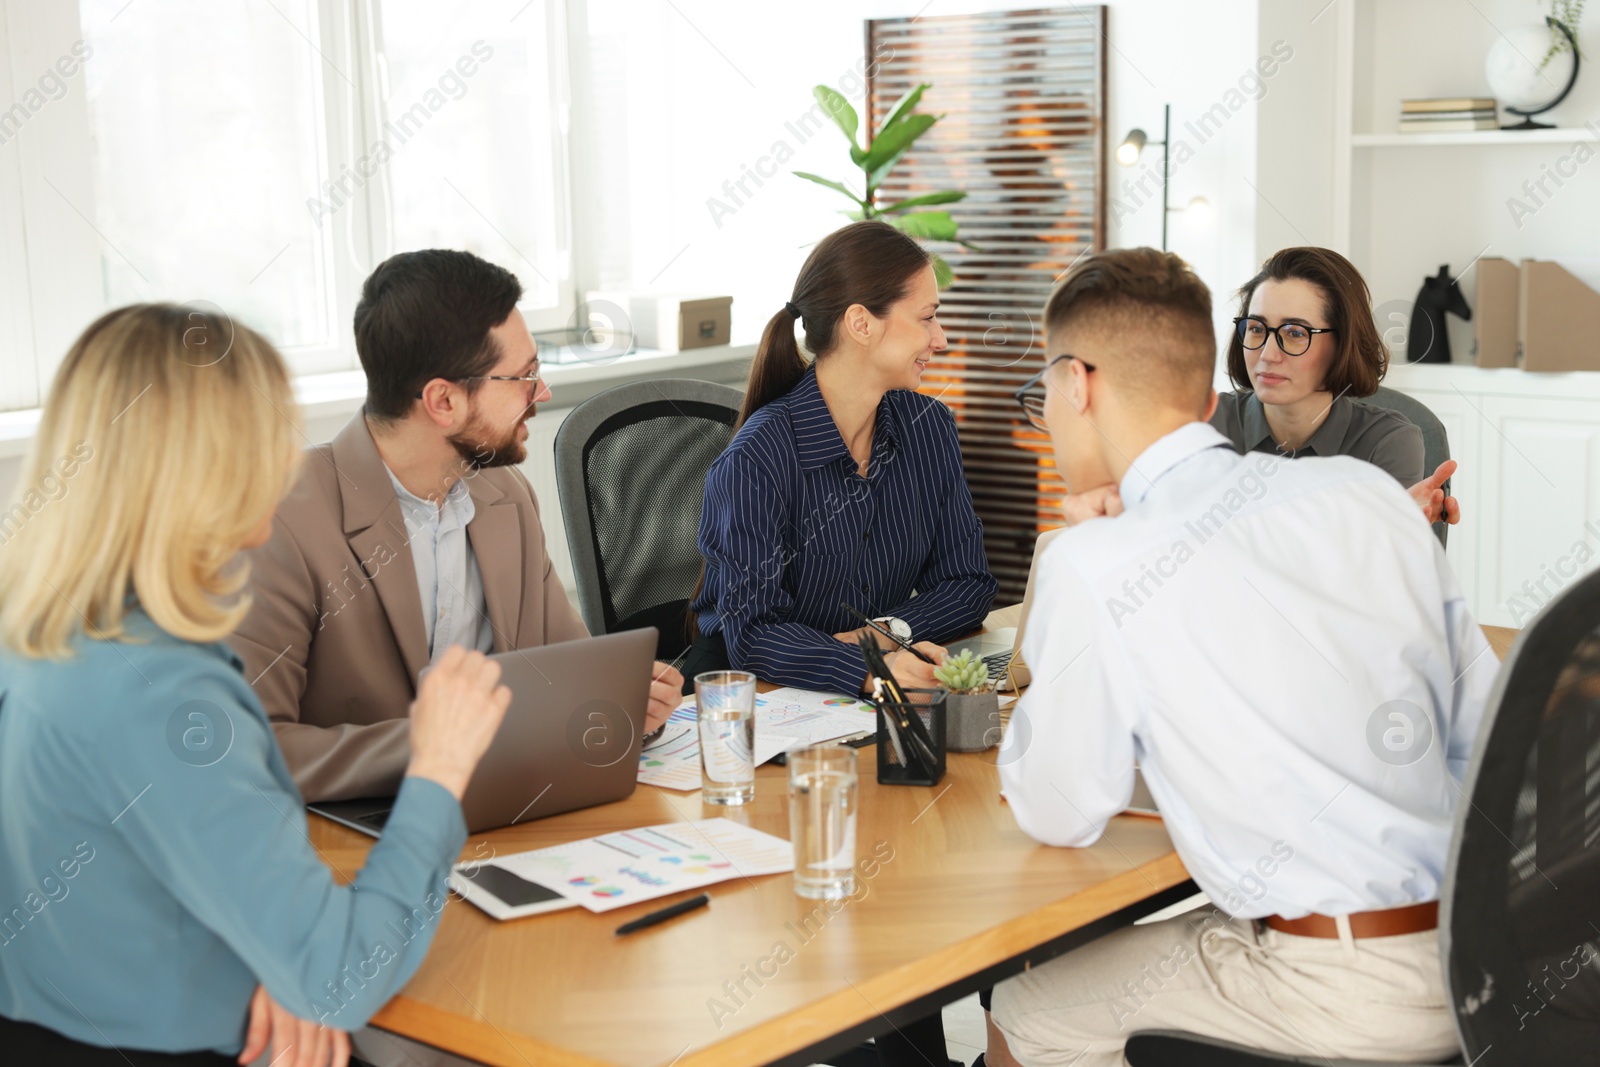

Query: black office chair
left=1362, top=386, right=1451, bottom=548
left=1127, top=570, right=1600, bottom=1066
left=553, top=378, right=742, bottom=662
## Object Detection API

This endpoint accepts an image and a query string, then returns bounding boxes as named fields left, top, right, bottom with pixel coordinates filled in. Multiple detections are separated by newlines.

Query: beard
left=447, top=403, right=533, bottom=470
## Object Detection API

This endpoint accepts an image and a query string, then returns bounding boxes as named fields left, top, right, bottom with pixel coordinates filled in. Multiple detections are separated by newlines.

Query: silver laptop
left=308, top=628, right=656, bottom=837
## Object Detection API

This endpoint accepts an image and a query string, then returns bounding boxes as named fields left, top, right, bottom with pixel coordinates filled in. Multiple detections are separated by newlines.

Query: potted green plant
left=794, top=82, right=969, bottom=288
left=933, top=650, right=1000, bottom=752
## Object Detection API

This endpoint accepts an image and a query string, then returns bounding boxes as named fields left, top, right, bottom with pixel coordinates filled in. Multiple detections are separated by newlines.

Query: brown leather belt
left=1265, top=900, right=1438, bottom=939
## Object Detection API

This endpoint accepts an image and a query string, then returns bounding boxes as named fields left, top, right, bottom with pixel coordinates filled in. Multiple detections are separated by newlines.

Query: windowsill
left=0, top=342, right=757, bottom=460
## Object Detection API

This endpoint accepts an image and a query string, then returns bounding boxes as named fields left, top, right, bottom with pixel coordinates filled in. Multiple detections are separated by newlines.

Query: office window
left=78, top=0, right=335, bottom=353
left=0, top=0, right=573, bottom=413
left=375, top=1, right=569, bottom=315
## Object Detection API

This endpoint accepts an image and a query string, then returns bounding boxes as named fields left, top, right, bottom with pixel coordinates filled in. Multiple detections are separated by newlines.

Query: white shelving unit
left=1351, top=127, right=1596, bottom=148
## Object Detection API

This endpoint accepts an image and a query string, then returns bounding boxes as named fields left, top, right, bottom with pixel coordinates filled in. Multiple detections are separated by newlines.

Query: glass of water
left=695, top=670, right=756, bottom=805
left=788, top=744, right=859, bottom=899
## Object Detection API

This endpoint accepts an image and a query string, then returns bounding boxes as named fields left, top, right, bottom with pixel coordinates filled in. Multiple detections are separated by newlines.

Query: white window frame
left=0, top=0, right=577, bottom=413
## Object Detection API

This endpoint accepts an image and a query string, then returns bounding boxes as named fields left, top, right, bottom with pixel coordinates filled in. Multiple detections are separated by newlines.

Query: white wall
left=3, top=1, right=1267, bottom=501
left=574, top=0, right=1261, bottom=352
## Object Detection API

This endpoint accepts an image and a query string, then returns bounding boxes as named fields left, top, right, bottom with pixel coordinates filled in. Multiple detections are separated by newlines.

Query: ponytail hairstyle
left=737, top=219, right=932, bottom=428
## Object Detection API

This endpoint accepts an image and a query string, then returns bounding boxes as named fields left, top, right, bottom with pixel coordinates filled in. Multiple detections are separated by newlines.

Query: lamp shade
left=1116, top=128, right=1147, bottom=166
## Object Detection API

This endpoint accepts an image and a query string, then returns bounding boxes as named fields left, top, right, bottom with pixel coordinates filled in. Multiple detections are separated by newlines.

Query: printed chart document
left=451, top=818, right=793, bottom=918
left=637, top=687, right=877, bottom=791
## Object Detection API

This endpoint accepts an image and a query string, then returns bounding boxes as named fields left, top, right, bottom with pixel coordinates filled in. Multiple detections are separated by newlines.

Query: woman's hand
left=646, top=661, right=685, bottom=732
left=837, top=630, right=946, bottom=694
left=405, top=646, right=513, bottom=800
left=1408, top=460, right=1461, bottom=526
left=1060, top=484, right=1123, bottom=525
left=887, top=643, right=947, bottom=692
left=239, top=984, right=349, bottom=1067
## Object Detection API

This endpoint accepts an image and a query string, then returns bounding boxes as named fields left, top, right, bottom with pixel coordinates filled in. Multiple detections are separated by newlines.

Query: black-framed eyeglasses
left=1233, top=316, right=1334, bottom=357
left=1013, top=354, right=1095, bottom=431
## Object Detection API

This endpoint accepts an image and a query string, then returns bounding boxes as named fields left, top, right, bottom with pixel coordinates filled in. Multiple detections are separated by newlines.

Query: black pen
left=840, top=603, right=938, bottom=665
left=614, top=892, right=710, bottom=935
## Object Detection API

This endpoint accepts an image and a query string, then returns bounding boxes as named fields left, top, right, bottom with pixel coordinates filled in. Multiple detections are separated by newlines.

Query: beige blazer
left=229, top=414, right=587, bottom=802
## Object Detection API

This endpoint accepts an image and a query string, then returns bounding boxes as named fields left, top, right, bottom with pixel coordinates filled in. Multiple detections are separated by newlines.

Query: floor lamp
left=1117, top=104, right=1207, bottom=251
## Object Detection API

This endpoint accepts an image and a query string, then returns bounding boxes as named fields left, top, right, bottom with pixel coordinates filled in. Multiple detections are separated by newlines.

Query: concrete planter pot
left=944, top=689, right=1001, bottom=752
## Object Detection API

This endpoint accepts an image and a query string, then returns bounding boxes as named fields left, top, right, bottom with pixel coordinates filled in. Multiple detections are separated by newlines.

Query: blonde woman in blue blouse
left=0, top=305, right=510, bottom=1067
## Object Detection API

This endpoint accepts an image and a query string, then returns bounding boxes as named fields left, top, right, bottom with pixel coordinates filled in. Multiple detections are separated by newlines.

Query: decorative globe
left=1485, top=23, right=1578, bottom=111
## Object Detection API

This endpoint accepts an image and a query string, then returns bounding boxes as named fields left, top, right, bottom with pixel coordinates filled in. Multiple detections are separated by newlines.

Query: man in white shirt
left=986, top=248, right=1497, bottom=1066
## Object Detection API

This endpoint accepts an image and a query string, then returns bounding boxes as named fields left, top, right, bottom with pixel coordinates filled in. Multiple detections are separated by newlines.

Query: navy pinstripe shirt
left=692, top=366, right=998, bottom=693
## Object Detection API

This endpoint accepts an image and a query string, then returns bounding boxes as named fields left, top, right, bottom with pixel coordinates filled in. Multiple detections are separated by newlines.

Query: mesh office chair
left=1127, top=570, right=1600, bottom=1066
left=1363, top=386, right=1451, bottom=548
left=554, top=378, right=742, bottom=662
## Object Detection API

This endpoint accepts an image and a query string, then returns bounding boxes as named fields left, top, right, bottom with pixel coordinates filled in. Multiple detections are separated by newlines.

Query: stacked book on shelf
left=1399, top=98, right=1498, bottom=133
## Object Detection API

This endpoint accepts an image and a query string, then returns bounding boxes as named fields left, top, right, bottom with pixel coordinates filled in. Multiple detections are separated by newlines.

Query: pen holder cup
left=876, top=688, right=946, bottom=786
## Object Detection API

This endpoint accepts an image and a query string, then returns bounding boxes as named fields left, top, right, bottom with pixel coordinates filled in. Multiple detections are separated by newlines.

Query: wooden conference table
left=308, top=609, right=1521, bottom=1067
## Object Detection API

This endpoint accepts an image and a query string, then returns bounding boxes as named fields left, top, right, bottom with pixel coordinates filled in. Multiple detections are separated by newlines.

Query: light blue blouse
left=0, top=609, right=465, bottom=1054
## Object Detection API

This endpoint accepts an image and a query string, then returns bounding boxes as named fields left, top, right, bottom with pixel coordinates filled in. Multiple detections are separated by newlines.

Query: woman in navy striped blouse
left=688, top=220, right=998, bottom=695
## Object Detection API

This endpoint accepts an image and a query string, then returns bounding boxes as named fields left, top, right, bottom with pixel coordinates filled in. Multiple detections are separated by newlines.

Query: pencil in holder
left=875, top=688, right=947, bottom=786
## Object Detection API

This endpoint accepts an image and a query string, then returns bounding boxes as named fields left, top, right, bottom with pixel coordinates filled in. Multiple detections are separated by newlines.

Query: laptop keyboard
left=981, top=649, right=1015, bottom=678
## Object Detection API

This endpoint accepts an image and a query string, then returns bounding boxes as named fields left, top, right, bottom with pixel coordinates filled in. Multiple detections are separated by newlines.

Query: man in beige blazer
left=232, top=249, right=681, bottom=803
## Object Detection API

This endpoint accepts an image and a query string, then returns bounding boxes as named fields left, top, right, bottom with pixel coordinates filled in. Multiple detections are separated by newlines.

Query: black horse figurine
left=1408, top=265, right=1473, bottom=365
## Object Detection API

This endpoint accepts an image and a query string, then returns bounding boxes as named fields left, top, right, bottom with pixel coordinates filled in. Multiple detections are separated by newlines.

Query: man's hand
left=647, top=661, right=685, bottom=732
left=1060, top=484, right=1123, bottom=526
left=1408, top=460, right=1461, bottom=526
left=240, top=984, right=349, bottom=1067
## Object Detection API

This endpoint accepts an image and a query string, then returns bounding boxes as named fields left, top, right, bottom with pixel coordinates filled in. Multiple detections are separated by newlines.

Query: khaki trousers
left=991, top=911, right=1459, bottom=1067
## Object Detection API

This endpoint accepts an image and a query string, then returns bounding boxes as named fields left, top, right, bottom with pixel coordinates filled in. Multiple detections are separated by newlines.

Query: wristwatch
left=873, top=616, right=912, bottom=643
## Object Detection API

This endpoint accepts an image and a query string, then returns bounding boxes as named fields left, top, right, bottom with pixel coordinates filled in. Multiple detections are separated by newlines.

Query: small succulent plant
left=934, top=650, right=991, bottom=695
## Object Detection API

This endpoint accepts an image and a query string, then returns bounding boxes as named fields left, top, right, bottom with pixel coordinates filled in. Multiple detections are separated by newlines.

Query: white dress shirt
left=998, top=422, right=1496, bottom=920
left=385, top=466, right=494, bottom=661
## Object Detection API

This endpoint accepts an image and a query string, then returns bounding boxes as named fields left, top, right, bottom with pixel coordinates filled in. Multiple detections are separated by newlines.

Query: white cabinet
left=1387, top=366, right=1600, bottom=628
left=1475, top=396, right=1600, bottom=627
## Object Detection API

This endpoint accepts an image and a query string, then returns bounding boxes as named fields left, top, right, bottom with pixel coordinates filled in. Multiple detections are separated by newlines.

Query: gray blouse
left=1209, top=391, right=1425, bottom=488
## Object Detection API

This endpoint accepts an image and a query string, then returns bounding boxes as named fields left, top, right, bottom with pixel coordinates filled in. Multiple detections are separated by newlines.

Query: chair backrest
left=553, top=378, right=743, bottom=661
left=1361, top=386, right=1451, bottom=547
left=1441, top=570, right=1600, bottom=1059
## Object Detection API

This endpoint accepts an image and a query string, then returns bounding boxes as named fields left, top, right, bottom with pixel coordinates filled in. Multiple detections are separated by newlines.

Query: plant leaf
left=880, top=82, right=930, bottom=133
left=881, top=190, right=966, bottom=214
left=812, top=85, right=859, bottom=147
left=862, top=113, right=938, bottom=181
left=930, top=253, right=954, bottom=289
left=792, top=171, right=861, bottom=204
left=884, top=210, right=958, bottom=241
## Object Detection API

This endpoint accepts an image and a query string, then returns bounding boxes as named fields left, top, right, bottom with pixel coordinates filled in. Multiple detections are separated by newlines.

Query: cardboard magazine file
left=1519, top=260, right=1600, bottom=372
left=1474, top=257, right=1520, bottom=368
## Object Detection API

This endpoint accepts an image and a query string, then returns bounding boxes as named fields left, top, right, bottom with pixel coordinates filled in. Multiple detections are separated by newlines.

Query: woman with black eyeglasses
left=1210, top=246, right=1460, bottom=526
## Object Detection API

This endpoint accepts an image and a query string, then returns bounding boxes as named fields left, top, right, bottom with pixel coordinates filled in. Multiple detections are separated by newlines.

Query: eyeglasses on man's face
left=459, top=359, right=542, bottom=389
left=1233, top=316, right=1334, bottom=358
left=416, top=360, right=543, bottom=400
left=1013, top=354, right=1096, bottom=432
